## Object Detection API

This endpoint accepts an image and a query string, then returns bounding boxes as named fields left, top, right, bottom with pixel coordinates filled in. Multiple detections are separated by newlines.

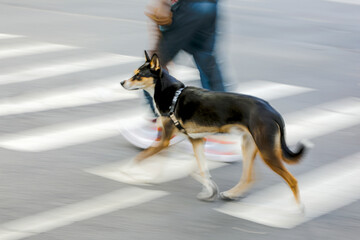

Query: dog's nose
left=120, top=80, right=125, bottom=86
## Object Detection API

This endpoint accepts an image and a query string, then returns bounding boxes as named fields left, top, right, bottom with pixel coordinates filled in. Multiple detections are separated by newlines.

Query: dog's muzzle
left=121, top=80, right=139, bottom=90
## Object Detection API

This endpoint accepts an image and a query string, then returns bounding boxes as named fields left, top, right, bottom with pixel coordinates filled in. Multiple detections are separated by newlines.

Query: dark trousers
left=145, top=0, right=225, bottom=116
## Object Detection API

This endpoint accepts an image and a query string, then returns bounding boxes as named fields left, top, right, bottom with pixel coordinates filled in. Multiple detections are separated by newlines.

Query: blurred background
left=0, top=0, right=359, bottom=239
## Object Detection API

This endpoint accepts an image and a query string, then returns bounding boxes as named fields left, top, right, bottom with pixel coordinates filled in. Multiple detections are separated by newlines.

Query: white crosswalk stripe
left=324, top=0, right=360, bottom=5
left=86, top=151, right=226, bottom=186
left=0, top=110, right=147, bottom=152
left=0, top=76, right=138, bottom=116
left=0, top=54, right=141, bottom=85
left=286, top=97, right=360, bottom=143
left=0, top=187, right=168, bottom=240
left=0, top=33, right=23, bottom=40
left=0, top=43, right=78, bottom=59
left=236, top=80, right=314, bottom=100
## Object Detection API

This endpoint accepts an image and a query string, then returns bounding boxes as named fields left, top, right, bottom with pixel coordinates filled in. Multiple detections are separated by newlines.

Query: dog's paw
left=219, top=192, right=238, bottom=201
left=298, top=203, right=306, bottom=215
left=197, top=180, right=219, bottom=202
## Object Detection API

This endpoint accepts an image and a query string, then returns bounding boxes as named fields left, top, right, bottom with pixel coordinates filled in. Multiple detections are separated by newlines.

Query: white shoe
left=120, top=117, right=185, bottom=149
left=204, top=135, right=242, bottom=162
left=175, top=135, right=242, bottom=162
left=120, top=117, right=241, bottom=162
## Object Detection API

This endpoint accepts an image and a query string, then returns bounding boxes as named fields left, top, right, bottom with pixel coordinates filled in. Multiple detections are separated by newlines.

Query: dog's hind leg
left=255, top=127, right=302, bottom=207
left=220, top=132, right=257, bottom=200
left=189, top=137, right=219, bottom=202
left=263, top=153, right=300, bottom=204
left=261, top=151, right=302, bottom=210
left=134, top=117, right=176, bottom=162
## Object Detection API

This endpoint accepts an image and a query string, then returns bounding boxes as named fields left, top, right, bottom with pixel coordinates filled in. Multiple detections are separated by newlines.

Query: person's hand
left=145, top=1, right=172, bottom=26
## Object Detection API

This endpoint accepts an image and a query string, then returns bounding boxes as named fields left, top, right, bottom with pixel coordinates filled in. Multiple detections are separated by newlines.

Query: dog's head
left=121, top=51, right=161, bottom=91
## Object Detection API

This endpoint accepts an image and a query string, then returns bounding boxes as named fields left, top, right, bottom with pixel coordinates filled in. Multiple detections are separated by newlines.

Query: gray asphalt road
left=0, top=0, right=359, bottom=239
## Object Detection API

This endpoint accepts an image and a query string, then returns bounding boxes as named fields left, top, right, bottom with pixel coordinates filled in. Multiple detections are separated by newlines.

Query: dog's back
left=175, top=86, right=280, bottom=130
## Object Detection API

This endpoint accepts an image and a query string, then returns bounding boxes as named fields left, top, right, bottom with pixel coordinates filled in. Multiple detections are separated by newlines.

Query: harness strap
left=168, top=88, right=187, bottom=134
left=169, top=113, right=187, bottom=134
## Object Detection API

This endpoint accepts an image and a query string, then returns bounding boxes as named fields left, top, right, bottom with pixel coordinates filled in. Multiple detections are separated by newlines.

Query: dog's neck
left=153, top=70, right=185, bottom=116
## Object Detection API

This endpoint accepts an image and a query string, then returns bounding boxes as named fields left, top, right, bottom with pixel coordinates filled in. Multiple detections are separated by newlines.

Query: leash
left=168, top=87, right=187, bottom=134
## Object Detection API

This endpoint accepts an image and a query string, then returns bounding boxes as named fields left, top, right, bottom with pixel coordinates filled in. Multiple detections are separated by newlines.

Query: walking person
left=121, top=0, right=242, bottom=162
left=147, top=0, right=225, bottom=91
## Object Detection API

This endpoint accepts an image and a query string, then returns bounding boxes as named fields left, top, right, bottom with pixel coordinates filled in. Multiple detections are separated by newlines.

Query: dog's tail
left=276, top=118, right=311, bottom=165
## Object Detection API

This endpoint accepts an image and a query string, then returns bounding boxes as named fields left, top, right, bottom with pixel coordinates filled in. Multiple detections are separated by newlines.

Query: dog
left=121, top=51, right=308, bottom=205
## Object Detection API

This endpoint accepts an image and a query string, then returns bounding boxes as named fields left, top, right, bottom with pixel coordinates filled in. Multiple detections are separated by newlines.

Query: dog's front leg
left=189, top=138, right=218, bottom=201
left=134, top=117, right=176, bottom=163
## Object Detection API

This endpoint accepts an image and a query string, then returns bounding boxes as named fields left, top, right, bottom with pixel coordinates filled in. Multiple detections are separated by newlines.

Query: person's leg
left=157, top=1, right=219, bottom=66
left=187, top=1, right=239, bottom=163
left=147, top=1, right=225, bottom=109
left=189, top=1, right=225, bottom=92
left=145, top=2, right=198, bottom=117
left=192, top=50, right=225, bottom=91
left=143, top=90, right=158, bottom=118
left=147, top=2, right=217, bottom=115
left=157, top=2, right=197, bottom=66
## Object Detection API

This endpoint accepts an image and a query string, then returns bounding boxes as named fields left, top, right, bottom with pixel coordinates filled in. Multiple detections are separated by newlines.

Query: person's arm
left=145, top=0, right=172, bottom=26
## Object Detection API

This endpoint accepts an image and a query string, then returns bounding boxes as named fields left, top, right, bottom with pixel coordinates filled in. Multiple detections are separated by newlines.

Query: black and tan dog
left=121, top=51, right=308, bottom=205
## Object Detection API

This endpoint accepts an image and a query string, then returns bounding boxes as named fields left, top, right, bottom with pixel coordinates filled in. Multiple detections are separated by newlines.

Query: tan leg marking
left=258, top=131, right=301, bottom=205
left=134, top=117, right=176, bottom=162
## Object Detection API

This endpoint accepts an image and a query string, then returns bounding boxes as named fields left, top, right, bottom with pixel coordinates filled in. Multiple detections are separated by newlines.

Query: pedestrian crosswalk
left=0, top=32, right=359, bottom=234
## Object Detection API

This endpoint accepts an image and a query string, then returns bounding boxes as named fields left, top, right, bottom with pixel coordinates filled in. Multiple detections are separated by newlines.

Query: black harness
left=165, top=87, right=187, bottom=134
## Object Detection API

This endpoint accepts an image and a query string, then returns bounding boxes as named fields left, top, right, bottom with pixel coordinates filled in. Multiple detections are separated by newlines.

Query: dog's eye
left=132, top=73, right=143, bottom=81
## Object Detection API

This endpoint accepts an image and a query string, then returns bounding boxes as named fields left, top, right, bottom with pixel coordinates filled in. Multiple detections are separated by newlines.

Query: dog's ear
left=144, top=50, right=150, bottom=62
left=150, top=54, right=161, bottom=74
